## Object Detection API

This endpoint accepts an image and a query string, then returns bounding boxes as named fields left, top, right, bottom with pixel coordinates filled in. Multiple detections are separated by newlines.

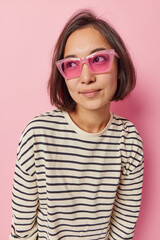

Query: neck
left=69, top=105, right=111, bottom=133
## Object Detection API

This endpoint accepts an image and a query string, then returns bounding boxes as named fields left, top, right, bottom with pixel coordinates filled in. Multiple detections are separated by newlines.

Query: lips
left=80, top=89, right=101, bottom=97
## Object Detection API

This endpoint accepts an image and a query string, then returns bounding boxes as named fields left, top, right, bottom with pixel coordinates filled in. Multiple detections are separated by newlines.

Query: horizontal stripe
left=39, top=202, right=114, bottom=208
left=34, top=149, right=122, bottom=159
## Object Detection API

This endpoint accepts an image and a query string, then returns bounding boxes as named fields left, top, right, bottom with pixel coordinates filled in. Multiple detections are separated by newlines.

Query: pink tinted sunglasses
left=56, top=49, right=119, bottom=80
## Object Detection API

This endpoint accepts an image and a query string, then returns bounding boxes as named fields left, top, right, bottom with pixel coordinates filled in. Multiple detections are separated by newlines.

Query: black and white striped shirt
left=10, top=109, right=144, bottom=240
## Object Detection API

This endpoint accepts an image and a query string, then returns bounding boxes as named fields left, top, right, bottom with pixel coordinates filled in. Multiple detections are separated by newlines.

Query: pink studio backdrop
left=0, top=0, right=159, bottom=239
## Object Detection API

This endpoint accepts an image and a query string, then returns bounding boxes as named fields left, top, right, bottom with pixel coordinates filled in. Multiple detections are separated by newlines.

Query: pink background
left=0, top=0, right=159, bottom=239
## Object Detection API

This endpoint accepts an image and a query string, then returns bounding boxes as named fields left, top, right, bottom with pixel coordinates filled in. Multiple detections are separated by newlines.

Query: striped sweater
left=10, top=109, right=144, bottom=240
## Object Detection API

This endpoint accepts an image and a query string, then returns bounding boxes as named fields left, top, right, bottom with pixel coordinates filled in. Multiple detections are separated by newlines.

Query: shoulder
left=112, top=113, right=143, bottom=144
left=21, top=109, right=66, bottom=135
left=113, top=114, right=144, bottom=177
left=18, top=109, right=67, bottom=148
left=28, top=109, right=65, bottom=126
left=17, top=109, right=66, bottom=174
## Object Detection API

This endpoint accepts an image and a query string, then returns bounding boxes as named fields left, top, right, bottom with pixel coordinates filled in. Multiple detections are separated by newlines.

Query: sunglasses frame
left=56, top=49, right=119, bottom=80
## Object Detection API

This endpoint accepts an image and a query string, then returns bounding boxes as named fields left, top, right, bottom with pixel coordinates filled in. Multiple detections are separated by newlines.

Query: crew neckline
left=63, top=111, right=114, bottom=138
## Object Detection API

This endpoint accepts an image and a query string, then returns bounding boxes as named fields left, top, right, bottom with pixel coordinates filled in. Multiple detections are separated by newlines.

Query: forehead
left=64, top=26, right=111, bottom=57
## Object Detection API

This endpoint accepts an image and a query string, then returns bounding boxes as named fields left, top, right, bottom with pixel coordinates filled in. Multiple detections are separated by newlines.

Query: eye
left=66, top=61, right=77, bottom=69
left=62, top=59, right=79, bottom=73
left=93, top=55, right=106, bottom=63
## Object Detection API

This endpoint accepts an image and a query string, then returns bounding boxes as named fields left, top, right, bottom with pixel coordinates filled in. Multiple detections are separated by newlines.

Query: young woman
left=10, top=9, right=144, bottom=240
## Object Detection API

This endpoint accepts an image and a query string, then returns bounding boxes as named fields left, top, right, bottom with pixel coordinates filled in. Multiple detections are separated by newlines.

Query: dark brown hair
left=48, top=9, right=136, bottom=112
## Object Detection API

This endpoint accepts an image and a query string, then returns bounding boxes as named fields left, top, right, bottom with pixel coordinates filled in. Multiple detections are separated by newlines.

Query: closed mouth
left=80, top=89, right=101, bottom=97
left=80, top=89, right=101, bottom=94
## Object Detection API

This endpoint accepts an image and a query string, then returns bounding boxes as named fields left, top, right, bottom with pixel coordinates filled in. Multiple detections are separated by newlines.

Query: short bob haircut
left=48, top=9, right=136, bottom=112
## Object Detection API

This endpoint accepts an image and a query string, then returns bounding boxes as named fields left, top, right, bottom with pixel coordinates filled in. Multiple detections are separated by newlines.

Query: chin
left=77, top=101, right=110, bottom=112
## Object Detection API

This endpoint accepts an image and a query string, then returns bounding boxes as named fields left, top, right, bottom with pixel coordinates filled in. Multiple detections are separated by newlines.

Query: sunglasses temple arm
left=115, top=52, right=119, bottom=58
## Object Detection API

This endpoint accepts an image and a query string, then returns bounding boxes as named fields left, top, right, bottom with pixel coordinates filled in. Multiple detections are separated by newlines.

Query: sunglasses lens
left=62, top=60, right=80, bottom=79
left=88, top=52, right=111, bottom=73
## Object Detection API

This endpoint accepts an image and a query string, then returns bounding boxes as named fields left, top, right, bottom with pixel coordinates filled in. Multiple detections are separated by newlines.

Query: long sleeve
left=108, top=126, right=144, bottom=240
left=9, top=125, right=39, bottom=240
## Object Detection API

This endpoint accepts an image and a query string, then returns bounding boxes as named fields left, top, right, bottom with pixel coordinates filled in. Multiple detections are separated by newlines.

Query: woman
left=10, top=9, right=144, bottom=240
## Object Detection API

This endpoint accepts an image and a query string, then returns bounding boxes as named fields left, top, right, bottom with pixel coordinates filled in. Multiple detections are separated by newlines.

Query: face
left=63, top=26, right=118, bottom=113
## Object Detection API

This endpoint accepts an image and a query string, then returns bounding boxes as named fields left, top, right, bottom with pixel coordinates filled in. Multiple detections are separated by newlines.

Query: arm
left=108, top=124, right=144, bottom=240
left=108, top=159, right=144, bottom=239
left=10, top=125, right=39, bottom=240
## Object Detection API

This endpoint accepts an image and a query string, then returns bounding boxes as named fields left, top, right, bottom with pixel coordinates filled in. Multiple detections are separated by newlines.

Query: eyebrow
left=64, top=47, right=107, bottom=59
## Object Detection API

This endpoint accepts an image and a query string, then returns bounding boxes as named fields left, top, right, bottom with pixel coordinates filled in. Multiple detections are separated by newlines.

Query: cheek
left=102, top=72, right=117, bottom=89
left=65, top=80, right=77, bottom=96
left=107, top=66, right=118, bottom=91
left=112, top=75, right=118, bottom=90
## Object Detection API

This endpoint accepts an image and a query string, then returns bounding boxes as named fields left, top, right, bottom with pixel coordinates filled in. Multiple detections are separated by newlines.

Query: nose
left=79, top=63, right=96, bottom=84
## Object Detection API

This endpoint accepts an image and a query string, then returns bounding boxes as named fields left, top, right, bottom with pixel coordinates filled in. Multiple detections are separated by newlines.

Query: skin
left=63, top=26, right=118, bottom=133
